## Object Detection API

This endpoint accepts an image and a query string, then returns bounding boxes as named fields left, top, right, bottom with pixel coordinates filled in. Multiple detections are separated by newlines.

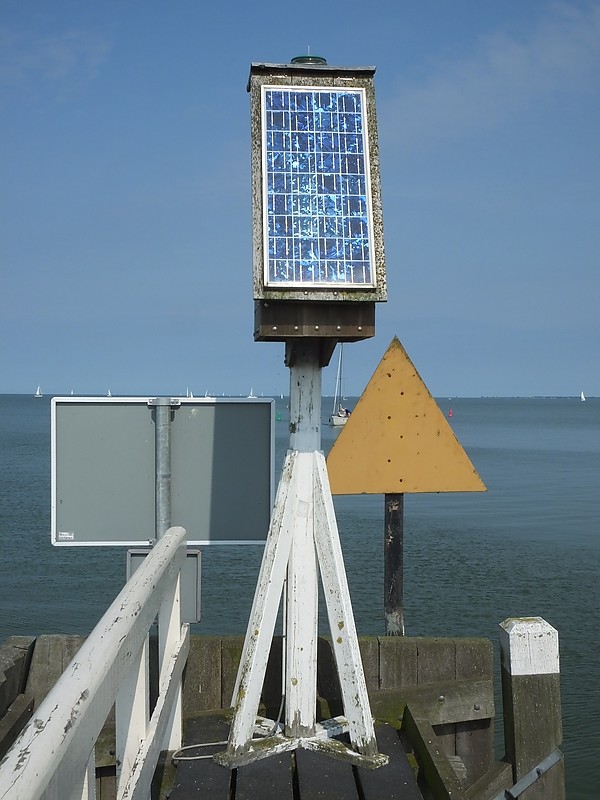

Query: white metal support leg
left=285, top=453, right=318, bottom=738
left=223, top=451, right=300, bottom=758
left=312, top=451, right=379, bottom=758
left=216, top=342, right=386, bottom=770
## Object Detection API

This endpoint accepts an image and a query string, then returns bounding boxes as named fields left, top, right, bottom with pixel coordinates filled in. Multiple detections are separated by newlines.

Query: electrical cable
left=171, top=693, right=286, bottom=763
left=172, top=741, right=228, bottom=762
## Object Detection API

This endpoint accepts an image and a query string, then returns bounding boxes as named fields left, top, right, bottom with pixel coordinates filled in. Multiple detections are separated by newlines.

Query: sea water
left=0, top=394, right=598, bottom=798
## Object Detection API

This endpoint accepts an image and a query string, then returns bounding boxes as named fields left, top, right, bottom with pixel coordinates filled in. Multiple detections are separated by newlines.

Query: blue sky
left=2, top=1, right=599, bottom=397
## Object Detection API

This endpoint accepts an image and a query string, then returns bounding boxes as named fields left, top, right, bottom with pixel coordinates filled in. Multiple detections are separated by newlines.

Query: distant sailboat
left=107, top=389, right=112, bottom=397
left=329, top=344, right=350, bottom=427
left=34, top=386, right=42, bottom=398
left=247, top=388, right=257, bottom=398
left=581, top=391, right=586, bottom=402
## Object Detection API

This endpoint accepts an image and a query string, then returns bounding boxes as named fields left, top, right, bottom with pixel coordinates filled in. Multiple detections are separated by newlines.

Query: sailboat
left=581, top=391, right=586, bottom=402
left=329, top=344, right=350, bottom=427
left=34, top=386, right=42, bottom=398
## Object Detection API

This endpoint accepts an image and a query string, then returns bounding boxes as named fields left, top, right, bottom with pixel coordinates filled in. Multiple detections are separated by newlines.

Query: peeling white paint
left=0, top=526, right=188, bottom=800
left=499, top=617, right=560, bottom=676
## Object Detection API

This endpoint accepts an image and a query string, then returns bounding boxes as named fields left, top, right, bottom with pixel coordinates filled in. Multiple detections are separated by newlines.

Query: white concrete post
left=499, top=616, right=565, bottom=799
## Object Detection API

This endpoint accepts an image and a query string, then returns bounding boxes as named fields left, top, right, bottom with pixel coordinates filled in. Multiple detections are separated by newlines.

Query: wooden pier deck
left=169, top=712, right=423, bottom=800
left=3, top=633, right=547, bottom=799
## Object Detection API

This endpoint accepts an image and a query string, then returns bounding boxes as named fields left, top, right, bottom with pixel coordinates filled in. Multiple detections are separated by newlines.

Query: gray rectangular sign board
left=51, top=396, right=274, bottom=546
left=127, top=548, right=201, bottom=623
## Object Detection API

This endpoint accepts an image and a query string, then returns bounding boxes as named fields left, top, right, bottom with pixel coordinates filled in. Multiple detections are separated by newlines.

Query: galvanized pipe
left=153, top=398, right=173, bottom=539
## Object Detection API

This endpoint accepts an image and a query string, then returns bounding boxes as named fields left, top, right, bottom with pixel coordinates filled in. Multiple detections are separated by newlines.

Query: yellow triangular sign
left=326, top=337, right=486, bottom=495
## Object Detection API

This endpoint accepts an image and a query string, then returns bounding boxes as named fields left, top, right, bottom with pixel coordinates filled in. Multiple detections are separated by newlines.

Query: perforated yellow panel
left=326, top=337, right=486, bottom=495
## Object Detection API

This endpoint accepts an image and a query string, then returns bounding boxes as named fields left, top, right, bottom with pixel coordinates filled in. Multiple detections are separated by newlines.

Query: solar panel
left=262, top=86, right=375, bottom=289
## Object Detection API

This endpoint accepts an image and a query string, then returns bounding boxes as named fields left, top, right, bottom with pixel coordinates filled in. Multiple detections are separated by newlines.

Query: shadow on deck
left=170, top=712, right=422, bottom=800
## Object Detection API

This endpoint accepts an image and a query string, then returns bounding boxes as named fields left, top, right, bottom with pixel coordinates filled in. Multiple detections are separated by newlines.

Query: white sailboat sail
left=329, top=344, right=350, bottom=426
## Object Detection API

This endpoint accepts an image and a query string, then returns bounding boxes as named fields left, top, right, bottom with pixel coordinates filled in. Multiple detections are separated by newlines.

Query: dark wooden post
left=499, top=617, right=565, bottom=799
left=384, top=493, right=404, bottom=635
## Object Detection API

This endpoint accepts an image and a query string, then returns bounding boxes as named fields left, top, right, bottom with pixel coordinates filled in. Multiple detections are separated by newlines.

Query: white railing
left=0, top=526, right=189, bottom=800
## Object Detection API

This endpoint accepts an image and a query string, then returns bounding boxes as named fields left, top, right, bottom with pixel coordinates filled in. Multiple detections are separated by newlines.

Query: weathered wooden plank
left=356, top=723, right=422, bottom=800
left=456, top=717, right=494, bottom=787
left=221, top=637, right=243, bottom=709
left=234, top=751, right=294, bottom=799
left=454, top=638, right=494, bottom=786
left=295, top=746, right=359, bottom=799
left=358, top=636, right=380, bottom=694
left=465, top=760, right=512, bottom=800
left=95, top=765, right=117, bottom=800
left=317, top=637, right=343, bottom=718
left=0, top=635, right=35, bottom=717
left=182, top=635, right=222, bottom=715
left=416, top=638, right=457, bottom=757
left=501, top=672, right=564, bottom=798
left=454, top=638, right=493, bottom=681
left=95, top=716, right=116, bottom=769
left=416, top=637, right=456, bottom=684
left=169, top=712, right=232, bottom=799
left=378, top=636, right=417, bottom=689
left=402, top=706, right=467, bottom=800
left=0, top=693, right=34, bottom=759
left=24, top=634, right=86, bottom=710
left=263, top=635, right=285, bottom=720
left=369, top=678, right=493, bottom=728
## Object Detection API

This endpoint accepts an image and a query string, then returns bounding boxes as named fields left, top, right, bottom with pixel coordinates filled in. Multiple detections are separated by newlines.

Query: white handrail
left=0, top=526, right=189, bottom=800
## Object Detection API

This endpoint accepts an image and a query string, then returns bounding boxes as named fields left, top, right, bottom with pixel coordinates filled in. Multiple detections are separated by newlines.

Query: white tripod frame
left=215, top=344, right=387, bottom=770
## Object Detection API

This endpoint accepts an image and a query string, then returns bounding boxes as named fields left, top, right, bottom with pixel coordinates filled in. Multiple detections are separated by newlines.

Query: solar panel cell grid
left=262, top=86, right=375, bottom=288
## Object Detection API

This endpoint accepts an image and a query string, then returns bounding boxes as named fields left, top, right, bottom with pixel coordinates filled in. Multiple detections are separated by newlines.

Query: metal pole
left=151, top=397, right=174, bottom=540
left=384, top=493, right=405, bottom=635
left=149, top=397, right=184, bottom=752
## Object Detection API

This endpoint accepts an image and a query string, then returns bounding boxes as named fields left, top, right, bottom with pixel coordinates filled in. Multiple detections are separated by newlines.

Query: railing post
left=159, top=571, right=183, bottom=751
left=116, top=637, right=150, bottom=786
left=499, top=617, right=565, bottom=799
